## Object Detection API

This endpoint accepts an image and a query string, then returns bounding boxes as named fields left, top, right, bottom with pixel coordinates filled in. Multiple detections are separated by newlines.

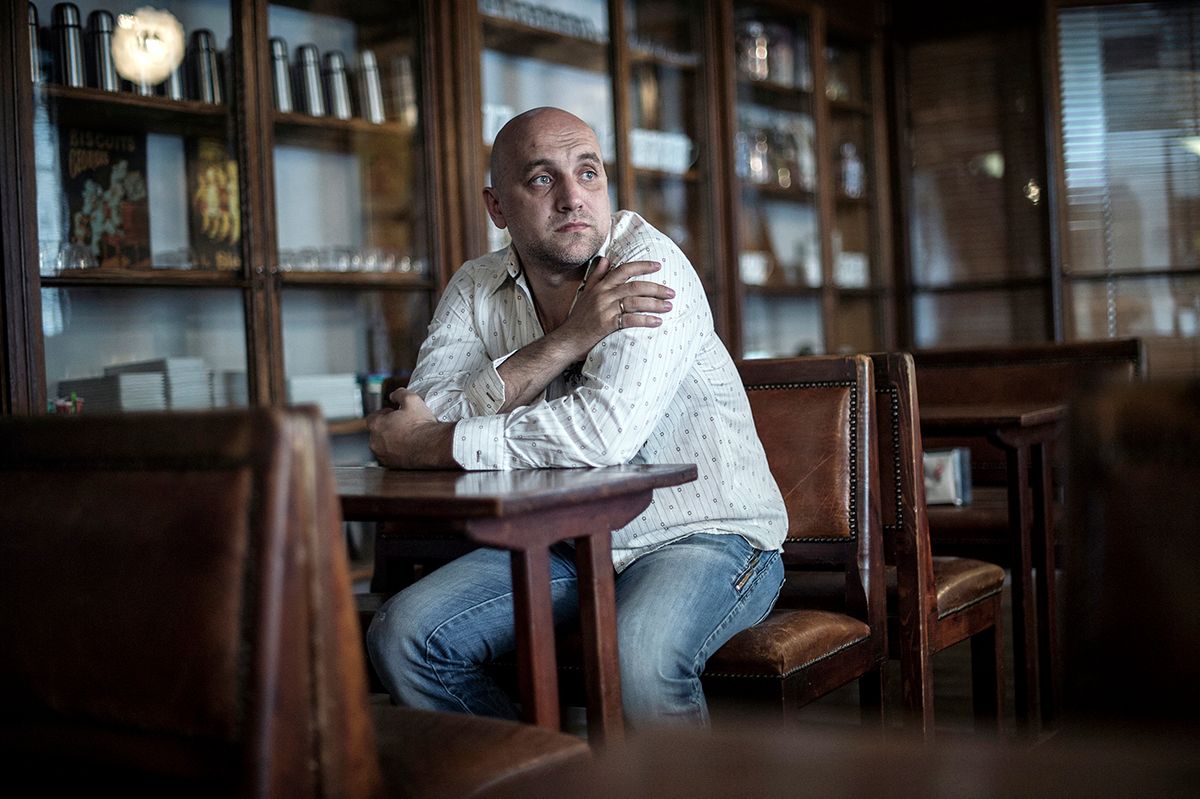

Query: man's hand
left=367, top=388, right=457, bottom=469
left=557, top=256, right=675, bottom=356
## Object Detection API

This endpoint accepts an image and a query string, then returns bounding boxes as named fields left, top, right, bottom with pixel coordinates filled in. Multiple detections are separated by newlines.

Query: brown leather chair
left=1062, top=379, right=1200, bottom=732
left=700, top=355, right=887, bottom=723
left=0, top=408, right=587, bottom=798
left=777, top=353, right=1005, bottom=736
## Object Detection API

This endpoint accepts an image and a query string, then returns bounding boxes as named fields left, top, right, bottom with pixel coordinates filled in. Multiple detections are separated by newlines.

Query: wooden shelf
left=274, top=112, right=415, bottom=150
left=482, top=14, right=608, bottom=72
left=41, top=267, right=245, bottom=288
left=743, top=282, right=823, bottom=297
left=633, top=166, right=700, bottom=182
left=738, top=79, right=814, bottom=113
left=39, top=84, right=228, bottom=136
left=279, top=271, right=434, bottom=289
left=629, top=47, right=700, bottom=71
left=741, top=182, right=816, bottom=203
left=829, top=98, right=870, bottom=116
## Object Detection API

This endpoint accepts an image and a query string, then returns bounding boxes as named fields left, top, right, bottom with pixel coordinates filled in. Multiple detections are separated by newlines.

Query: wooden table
left=335, top=463, right=698, bottom=745
left=920, top=402, right=1066, bottom=735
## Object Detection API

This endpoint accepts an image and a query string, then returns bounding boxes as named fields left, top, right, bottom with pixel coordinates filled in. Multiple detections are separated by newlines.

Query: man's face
left=485, top=112, right=611, bottom=273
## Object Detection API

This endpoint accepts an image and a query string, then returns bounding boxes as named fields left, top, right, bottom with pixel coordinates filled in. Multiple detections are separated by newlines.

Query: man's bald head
left=489, top=107, right=598, bottom=191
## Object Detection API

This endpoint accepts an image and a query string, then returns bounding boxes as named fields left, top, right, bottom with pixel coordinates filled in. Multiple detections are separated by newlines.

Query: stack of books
left=104, top=357, right=213, bottom=409
left=286, top=373, right=363, bottom=420
left=57, top=373, right=166, bottom=412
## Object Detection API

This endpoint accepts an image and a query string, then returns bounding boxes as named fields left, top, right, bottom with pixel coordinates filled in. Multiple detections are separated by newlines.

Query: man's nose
left=555, top=180, right=584, bottom=212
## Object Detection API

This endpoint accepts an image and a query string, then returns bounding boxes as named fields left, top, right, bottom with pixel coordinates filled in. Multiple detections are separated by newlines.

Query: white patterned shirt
left=408, top=211, right=787, bottom=570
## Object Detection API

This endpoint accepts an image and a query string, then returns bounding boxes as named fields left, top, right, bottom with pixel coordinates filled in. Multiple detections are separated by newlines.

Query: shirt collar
left=489, top=221, right=615, bottom=297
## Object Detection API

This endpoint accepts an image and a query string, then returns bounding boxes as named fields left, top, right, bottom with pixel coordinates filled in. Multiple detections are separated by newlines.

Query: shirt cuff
left=451, top=414, right=509, bottom=470
left=463, top=356, right=510, bottom=416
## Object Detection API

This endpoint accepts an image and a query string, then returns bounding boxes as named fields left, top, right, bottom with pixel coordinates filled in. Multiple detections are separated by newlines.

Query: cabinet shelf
left=41, top=268, right=245, bottom=288
left=912, top=276, right=1051, bottom=294
left=738, top=79, right=814, bottom=113
left=38, top=84, right=228, bottom=136
left=741, top=182, right=816, bottom=203
left=743, top=282, right=822, bottom=297
left=829, top=98, right=870, bottom=116
left=633, top=166, right=700, bottom=182
left=278, top=271, right=434, bottom=289
left=630, top=47, right=700, bottom=71
left=274, top=112, right=415, bottom=150
left=482, top=14, right=608, bottom=72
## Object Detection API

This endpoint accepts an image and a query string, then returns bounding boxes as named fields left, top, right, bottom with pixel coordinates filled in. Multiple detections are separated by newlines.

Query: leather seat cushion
left=702, top=609, right=870, bottom=678
left=932, top=556, right=1004, bottom=618
left=370, top=697, right=589, bottom=799
left=774, top=558, right=1004, bottom=620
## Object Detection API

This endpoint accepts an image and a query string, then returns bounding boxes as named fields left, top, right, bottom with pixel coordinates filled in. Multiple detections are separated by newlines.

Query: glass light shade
left=112, top=7, right=185, bottom=85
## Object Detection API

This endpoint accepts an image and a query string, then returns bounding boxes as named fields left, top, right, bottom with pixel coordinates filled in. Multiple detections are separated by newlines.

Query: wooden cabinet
left=1, top=0, right=892, bottom=423
left=724, top=1, right=891, bottom=358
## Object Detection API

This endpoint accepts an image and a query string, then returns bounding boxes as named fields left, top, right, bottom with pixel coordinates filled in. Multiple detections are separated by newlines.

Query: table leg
left=575, top=533, right=624, bottom=746
left=1031, top=439, right=1060, bottom=730
left=1004, top=443, right=1040, bottom=735
left=510, top=547, right=560, bottom=730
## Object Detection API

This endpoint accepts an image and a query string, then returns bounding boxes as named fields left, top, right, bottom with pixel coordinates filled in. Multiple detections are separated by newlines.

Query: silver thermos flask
left=28, top=3, right=42, bottom=83
left=356, top=49, right=385, bottom=124
left=295, top=44, right=324, bottom=116
left=189, top=29, right=222, bottom=103
left=51, top=2, right=85, bottom=88
left=269, top=37, right=293, bottom=113
left=322, top=50, right=352, bottom=120
left=163, top=65, right=184, bottom=101
left=86, top=10, right=118, bottom=92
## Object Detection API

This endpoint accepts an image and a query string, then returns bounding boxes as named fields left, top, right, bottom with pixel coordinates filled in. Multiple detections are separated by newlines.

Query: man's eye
left=581, top=170, right=597, bottom=180
left=531, top=175, right=551, bottom=186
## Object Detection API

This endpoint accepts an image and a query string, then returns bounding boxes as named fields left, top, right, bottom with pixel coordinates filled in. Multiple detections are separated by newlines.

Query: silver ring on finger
left=616, top=312, right=624, bottom=330
left=618, top=298, right=626, bottom=314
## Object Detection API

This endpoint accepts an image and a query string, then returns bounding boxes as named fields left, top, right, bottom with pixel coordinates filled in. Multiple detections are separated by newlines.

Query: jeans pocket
left=733, top=549, right=763, bottom=593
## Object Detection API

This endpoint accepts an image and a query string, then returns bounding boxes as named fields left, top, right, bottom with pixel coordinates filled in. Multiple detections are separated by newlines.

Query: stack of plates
left=212, top=370, right=249, bottom=408
left=286, top=373, right=363, bottom=420
left=104, top=357, right=213, bottom=409
left=58, top=373, right=166, bottom=412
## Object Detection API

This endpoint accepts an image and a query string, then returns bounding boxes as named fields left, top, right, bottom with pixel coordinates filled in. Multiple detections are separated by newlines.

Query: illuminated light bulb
left=112, top=7, right=184, bottom=86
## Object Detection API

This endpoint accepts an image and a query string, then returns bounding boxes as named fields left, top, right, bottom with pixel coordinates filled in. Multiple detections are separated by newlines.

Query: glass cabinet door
left=623, top=0, right=716, bottom=296
left=825, top=31, right=884, bottom=354
left=31, top=0, right=250, bottom=412
left=476, top=0, right=616, bottom=251
left=731, top=3, right=821, bottom=357
left=267, top=1, right=434, bottom=430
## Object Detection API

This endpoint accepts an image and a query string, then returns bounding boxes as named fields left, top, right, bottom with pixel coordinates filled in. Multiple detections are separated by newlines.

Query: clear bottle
left=838, top=142, right=864, bottom=199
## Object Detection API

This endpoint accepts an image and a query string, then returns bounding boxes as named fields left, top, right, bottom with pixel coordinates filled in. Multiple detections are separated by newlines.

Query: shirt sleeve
left=406, top=268, right=510, bottom=421
left=454, top=223, right=711, bottom=470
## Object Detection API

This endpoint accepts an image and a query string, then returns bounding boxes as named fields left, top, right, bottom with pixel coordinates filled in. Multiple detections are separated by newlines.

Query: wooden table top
left=920, top=402, right=1068, bottom=431
left=335, top=463, right=698, bottom=520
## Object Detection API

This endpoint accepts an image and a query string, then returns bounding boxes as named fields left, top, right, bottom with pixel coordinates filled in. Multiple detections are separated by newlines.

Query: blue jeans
left=367, top=533, right=783, bottom=727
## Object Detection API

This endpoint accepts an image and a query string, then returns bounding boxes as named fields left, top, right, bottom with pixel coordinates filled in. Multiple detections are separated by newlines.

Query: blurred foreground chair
left=0, top=408, right=587, bottom=798
left=701, top=355, right=887, bottom=724
left=1063, top=379, right=1200, bottom=732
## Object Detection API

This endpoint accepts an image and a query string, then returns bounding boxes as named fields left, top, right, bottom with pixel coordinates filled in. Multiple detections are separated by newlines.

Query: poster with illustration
left=61, top=128, right=150, bottom=268
left=186, top=137, right=242, bottom=270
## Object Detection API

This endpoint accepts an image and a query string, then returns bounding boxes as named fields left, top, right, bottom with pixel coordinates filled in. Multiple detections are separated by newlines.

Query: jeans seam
left=424, top=575, right=578, bottom=714
left=688, top=550, right=782, bottom=712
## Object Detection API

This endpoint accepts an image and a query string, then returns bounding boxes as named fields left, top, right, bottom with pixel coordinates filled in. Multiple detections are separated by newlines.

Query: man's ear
left=483, top=187, right=507, bottom=230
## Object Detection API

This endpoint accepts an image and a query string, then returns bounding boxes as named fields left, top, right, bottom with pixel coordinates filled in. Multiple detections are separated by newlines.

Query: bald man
left=366, top=108, right=786, bottom=727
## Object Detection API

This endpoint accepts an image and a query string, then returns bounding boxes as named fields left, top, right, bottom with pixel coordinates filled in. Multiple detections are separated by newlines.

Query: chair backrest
left=0, top=407, right=382, bottom=797
left=737, top=355, right=884, bottom=635
left=912, top=338, right=1144, bottom=484
left=1063, top=379, right=1200, bottom=730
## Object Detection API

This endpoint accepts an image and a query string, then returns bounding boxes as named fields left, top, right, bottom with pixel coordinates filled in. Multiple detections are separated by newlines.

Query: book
left=61, top=128, right=151, bottom=268
left=186, top=137, right=242, bottom=270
